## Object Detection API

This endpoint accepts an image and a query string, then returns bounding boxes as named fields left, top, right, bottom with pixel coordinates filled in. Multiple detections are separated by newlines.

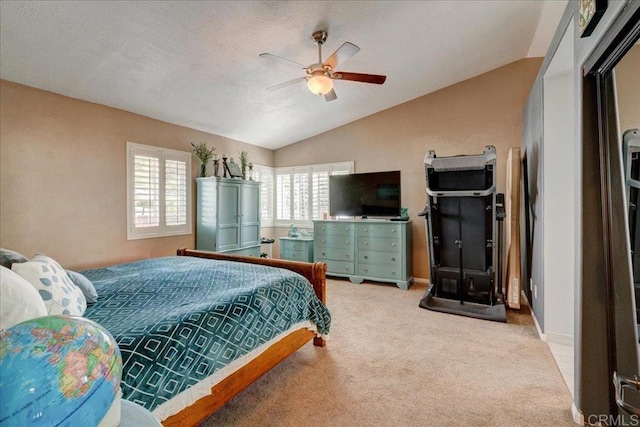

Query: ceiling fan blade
left=323, top=42, right=360, bottom=71
left=266, top=77, right=307, bottom=91
left=324, top=89, right=337, bottom=102
left=259, top=53, right=307, bottom=69
left=332, top=72, right=386, bottom=85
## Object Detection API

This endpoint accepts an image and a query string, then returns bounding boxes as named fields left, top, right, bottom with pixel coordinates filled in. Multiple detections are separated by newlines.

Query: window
left=253, top=164, right=274, bottom=226
left=275, top=162, right=353, bottom=226
left=126, top=142, right=191, bottom=239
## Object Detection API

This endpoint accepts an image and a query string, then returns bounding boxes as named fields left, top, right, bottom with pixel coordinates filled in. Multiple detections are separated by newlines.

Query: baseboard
left=531, top=307, right=546, bottom=341
left=521, top=290, right=546, bottom=341
left=571, top=401, right=584, bottom=425
left=413, top=277, right=429, bottom=285
left=546, top=331, right=574, bottom=347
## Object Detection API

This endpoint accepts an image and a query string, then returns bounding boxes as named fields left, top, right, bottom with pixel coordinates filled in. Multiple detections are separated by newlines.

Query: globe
left=0, top=315, right=122, bottom=426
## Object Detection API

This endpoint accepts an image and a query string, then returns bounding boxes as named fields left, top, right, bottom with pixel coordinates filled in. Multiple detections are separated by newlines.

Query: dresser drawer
left=358, top=251, right=402, bottom=267
left=322, top=259, right=355, bottom=275
left=315, top=222, right=355, bottom=236
left=357, top=223, right=403, bottom=239
left=281, top=249, right=307, bottom=261
left=281, top=239, right=309, bottom=251
left=315, top=235, right=354, bottom=250
left=358, top=263, right=404, bottom=280
left=315, top=247, right=354, bottom=262
left=358, top=237, right=402, bottom=252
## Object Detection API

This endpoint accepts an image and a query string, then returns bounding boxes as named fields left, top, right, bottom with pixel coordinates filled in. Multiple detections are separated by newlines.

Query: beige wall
left=0, top=80, right=273, bottom=270
left=274, top=58, right=542, bottom=280
left=616, top=44, right=640, bottom=134
left=1, top=57, right=541, bottom=276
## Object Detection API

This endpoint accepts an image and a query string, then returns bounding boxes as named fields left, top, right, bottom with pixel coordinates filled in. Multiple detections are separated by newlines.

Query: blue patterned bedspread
left=82, top=256, right=330, bottom=411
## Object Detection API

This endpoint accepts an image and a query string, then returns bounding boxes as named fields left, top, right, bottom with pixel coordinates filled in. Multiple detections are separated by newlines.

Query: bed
left=81, top=248, right=329, bottom=426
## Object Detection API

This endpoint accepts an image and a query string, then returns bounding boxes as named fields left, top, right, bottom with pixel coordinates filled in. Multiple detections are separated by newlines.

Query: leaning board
left=505, top=147, right=522, bottom=309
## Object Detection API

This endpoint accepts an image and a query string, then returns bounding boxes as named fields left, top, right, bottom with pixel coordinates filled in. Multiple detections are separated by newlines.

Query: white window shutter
left=129, top=146, right=161, bottom=238
left=293, top=167, right=310, bottom=221
left=254, top=165, right=274, bottom=226
left=276, top=171, right=291, bottom=221
left=164, top=151, right=191, bottom=234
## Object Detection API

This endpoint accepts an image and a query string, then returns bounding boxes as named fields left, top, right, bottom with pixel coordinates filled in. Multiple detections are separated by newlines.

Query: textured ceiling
left=0, top=1, right=564, bottom=149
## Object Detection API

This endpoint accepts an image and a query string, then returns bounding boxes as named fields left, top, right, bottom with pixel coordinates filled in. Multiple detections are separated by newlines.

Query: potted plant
left=191, top=143, right=216, bottom=177
left=239, top=150, right=249, bottom=180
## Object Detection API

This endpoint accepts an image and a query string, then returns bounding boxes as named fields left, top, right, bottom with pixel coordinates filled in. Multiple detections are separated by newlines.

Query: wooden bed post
left=311, top=262, right=327, bottom=347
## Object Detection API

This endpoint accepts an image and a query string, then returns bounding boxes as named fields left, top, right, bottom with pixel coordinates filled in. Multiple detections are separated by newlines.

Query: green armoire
left=196, top=177, right=261, bottom=256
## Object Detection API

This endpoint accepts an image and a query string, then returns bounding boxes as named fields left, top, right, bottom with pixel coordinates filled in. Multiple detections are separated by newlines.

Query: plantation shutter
left=131, top=147, right=161, bottom=237
left=254, top=165, right=274, bottom=226
left=312, top=167, right=330, bottom=220
left=276, top=170, right=292, bottom=221
left=164, top=152, right=190, bottom=234
left=293, top=168, right=310, bottom=221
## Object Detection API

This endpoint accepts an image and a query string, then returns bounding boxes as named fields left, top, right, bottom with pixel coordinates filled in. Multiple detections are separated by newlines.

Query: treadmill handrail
left=426, top=185, right=496, bottom=198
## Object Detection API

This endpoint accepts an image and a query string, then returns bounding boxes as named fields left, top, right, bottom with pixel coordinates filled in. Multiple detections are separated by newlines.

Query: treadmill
left=419, top=145, right=506, bottom=322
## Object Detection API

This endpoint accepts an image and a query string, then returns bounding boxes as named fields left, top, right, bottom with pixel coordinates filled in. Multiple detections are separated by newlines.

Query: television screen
left=329, top=171, right=401, bottom=217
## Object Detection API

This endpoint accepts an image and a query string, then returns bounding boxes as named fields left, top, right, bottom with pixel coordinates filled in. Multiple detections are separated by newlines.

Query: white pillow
left=0, top=266, right=48, bottom=329
left=12, top=254, right=87, bottom=316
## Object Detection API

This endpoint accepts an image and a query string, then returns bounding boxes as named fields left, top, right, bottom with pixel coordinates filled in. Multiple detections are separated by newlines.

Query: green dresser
left=314, top=220, right=412, bottom=289
left=279, top=237, right=314, bottom=262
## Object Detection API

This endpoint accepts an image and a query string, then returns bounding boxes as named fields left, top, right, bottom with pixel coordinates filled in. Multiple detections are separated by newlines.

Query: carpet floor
left=200, top=279, right=574, bottom=426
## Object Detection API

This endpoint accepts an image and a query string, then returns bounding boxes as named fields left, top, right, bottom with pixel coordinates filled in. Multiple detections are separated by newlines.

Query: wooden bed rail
left=176, top=248, right=327, bottom=347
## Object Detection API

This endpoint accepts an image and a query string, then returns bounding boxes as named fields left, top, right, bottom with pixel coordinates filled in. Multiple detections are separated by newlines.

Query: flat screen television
left=329, top=171, right=401, bottom=218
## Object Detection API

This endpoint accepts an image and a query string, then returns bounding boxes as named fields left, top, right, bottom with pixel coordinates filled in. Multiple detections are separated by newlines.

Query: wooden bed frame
left=161, top=248, right=328, bottom=427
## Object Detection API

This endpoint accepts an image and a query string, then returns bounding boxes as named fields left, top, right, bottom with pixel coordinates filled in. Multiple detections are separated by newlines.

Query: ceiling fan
left=260, top=31, right=386, bottom=102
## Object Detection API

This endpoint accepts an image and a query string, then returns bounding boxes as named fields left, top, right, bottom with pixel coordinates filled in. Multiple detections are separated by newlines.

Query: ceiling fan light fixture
left=307, top=75, right=333, bottom=95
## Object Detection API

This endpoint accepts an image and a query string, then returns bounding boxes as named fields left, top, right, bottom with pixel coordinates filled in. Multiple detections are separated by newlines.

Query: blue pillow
left=65, top=269, right=98, bottom=304
left=0, top=248, right=28, bottom=269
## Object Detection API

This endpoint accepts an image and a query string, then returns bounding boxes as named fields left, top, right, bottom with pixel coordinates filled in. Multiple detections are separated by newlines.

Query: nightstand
left=279, top=237, right=314, bottom=262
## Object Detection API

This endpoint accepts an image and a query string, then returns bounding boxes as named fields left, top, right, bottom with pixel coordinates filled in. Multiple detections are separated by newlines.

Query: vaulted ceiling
left=0, top=1, right=566, bottom=149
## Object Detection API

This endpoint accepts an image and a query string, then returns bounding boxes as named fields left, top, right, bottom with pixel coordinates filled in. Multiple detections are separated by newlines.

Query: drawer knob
left=364, top=228, right=368, bottom=232
left=322, top=252, right=326, bottom=256
left=364, top=255, right=368, bottom=259
left=364, top=268, right=368, bottom=272
left=322, top=227, right=326, bottom=230
left=322, top=240, right=326, bottom=243
left=391, top=243, right=396, bottom=247
left=392, top=271, right=396, bottom=276
left=364, top=242, right=368, bottom=245
left=345, top=254, right=349, bottom=258
left=346, top=241, right=349, bottom=244
left=391, top=257, right=396, bottom=262
left=392, top=229, right=396, bottom=233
